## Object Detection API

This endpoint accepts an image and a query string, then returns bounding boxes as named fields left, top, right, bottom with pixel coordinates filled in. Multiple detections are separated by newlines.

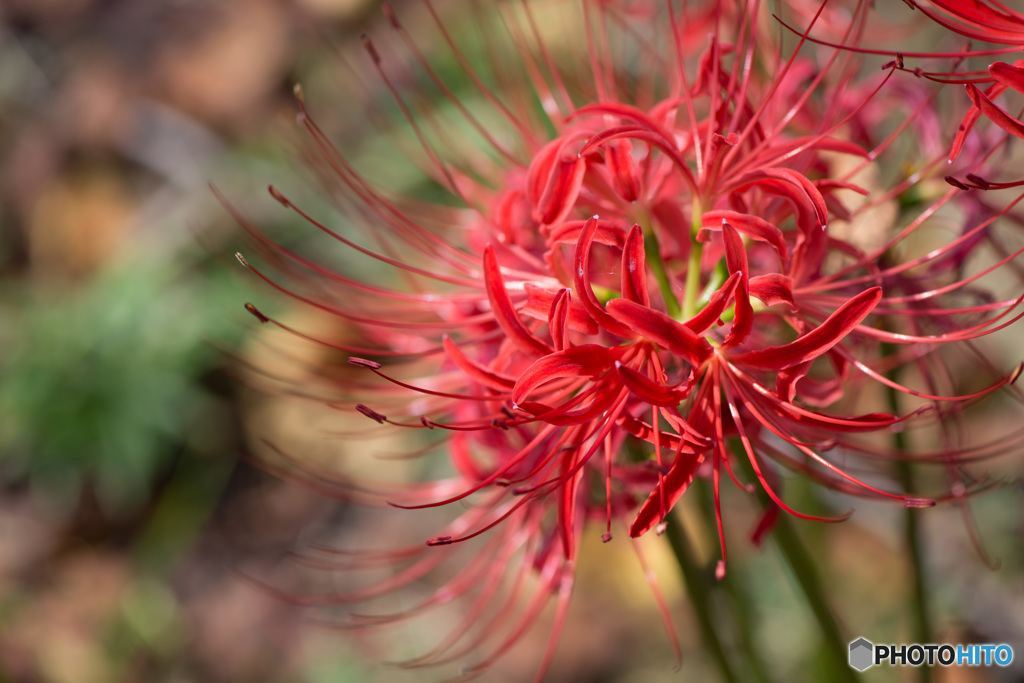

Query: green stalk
left=732, top=447, right=854, bottom=680
left=643, top=227, right=682, bottom=319
left=664, top=514, right=741, bottom=683
left=768, top=512, right=857, bottom=683
left=694, top=481, right=774, bottom=683
left=886, top=354, right=932, bottom=683
left=682, top=240, right=703, bottom=321
left=634, top=203, right=705, bottom=321
left=682, top=204, right=705, bottom=322
left=895, top=453, right=932, bottom=683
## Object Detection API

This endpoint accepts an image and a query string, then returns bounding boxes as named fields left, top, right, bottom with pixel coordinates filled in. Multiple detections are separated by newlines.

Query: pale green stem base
left=665, top=514, right=741, bottom=683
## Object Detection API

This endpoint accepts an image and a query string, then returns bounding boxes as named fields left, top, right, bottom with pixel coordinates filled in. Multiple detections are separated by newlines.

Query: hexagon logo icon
left=849, top=638, right=874, bottom=671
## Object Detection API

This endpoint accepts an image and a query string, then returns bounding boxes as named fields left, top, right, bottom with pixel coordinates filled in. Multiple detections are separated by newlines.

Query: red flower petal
left=629, top=445, right=705, bottom=538
left=733, top=168, right=828, bottom=231
left=775, top=359, right=812, bottom=403
left=515, top=387, right=624, bottom=426
left=966, top=82, right=1024, bottom=142
left=748, top=273, right=796, bottom=310
left=685, top=271, right=740, bottom=335
left=606, top=139, right=640, bottom=202
left=577, top=124, right=697, bottom=193
left=512, top=345, right=624, bottom=405
left=442, top=335, right=516, bottom=391
left=616, top=362, right=694, bottom=407
left=728, top=287, right=882, bottom=369
left=527, top=134, right=588, bottom=225
left=621, top=224, right=650, bottom=306
left=522, top=283, right=599, bottom=336
left=721, top=222, right=753, bottom=348
left=493, top=189, right=532, bottom=246
left=574, top=216, right=637, bottom=338
left=548, top=288, right=571, bottom=351
left=920, top=2, right=1024, bottom=44
left=701, top=210, right=789, bottom=266
left=576, top=102, right=684, bottom=154
left=605, top=298, right=713, bottom=366
left=990, top=60, right=1024, bottom=94
left=546, top=218, right=626, bottom=251
left=950, top=96, right=991, bottom=163
left=483, top=245, right=553, bottom=358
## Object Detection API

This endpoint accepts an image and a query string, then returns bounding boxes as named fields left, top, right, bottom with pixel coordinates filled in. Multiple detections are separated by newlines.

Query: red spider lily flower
left=231, top=0, right=1024, bottom=678
left=795, top=1, right=1024, bottom=178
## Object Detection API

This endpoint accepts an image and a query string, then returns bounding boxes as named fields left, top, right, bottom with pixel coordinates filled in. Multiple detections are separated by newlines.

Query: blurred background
left=0, top=1, right=1021, bottom=682
left=0, top=0, right=382, bottom=680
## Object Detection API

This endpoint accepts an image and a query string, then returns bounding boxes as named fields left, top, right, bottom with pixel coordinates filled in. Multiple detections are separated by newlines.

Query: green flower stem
left=665, top=513, right=741, bottom=683
left=694, top=481, right=774, bottom=683
left=896, top=459, right=932, bottom=683
left=732, top=439, right=853, bottom=678
left=682, top=240, right=703, bottom=321
left=886, top=360, right=932, bottom=683
left=643, top=228, right=682, bottom=319
left=682, top=205, right=706, bottom=321
left=769, top=510, right=857, bottom=683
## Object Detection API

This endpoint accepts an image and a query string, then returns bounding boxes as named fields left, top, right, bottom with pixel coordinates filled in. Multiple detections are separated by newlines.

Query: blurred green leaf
left=0, top=253, right=248, bottom=516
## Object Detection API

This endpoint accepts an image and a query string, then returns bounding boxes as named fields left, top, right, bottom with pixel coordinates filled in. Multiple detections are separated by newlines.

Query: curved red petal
left=527, top=135, right=588, bottom=225
left=442, top=336, right=516, bottom=392
left=989, top=60, right=1024, bottom=93
left=616, top=362, right=694, bottom=407
left=511, top=344, right=623, bottom=405
left=548, top=288, right=571, bottom=351
left=966, top=82, right=1024, bottom=141
left=483, top=245, right=553, bottom=358
left=574, top=216, right=638, bottom=338
left=523, top=283, right=599, bottom=336
left=721, top=222, right=753, bottom=348
left=621, top=224, right=650, bottom=306
left=605, top=298, right=713, bottom=366
left=607, top=139, right=641, bottom=202
left=729, top=287, right=882, bottom=369
left=685, top=271, right=741, bottom=335
left=701, top=210, right=789, bottom=266
left=749, top=273, right=796, bottom=310
left=629, top=446, right=706, bottom=538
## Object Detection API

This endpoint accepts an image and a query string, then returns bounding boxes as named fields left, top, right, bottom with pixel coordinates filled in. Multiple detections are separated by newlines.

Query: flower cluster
left=234, top=0, right=1024, bottom=678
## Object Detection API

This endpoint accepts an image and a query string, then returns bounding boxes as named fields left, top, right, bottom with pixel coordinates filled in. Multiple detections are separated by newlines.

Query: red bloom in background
left=915, top=0, right=1024, bottom=181
left=232, top=0, right=1024, bottom=678
left=804, top=1, right=1024, bottom=183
